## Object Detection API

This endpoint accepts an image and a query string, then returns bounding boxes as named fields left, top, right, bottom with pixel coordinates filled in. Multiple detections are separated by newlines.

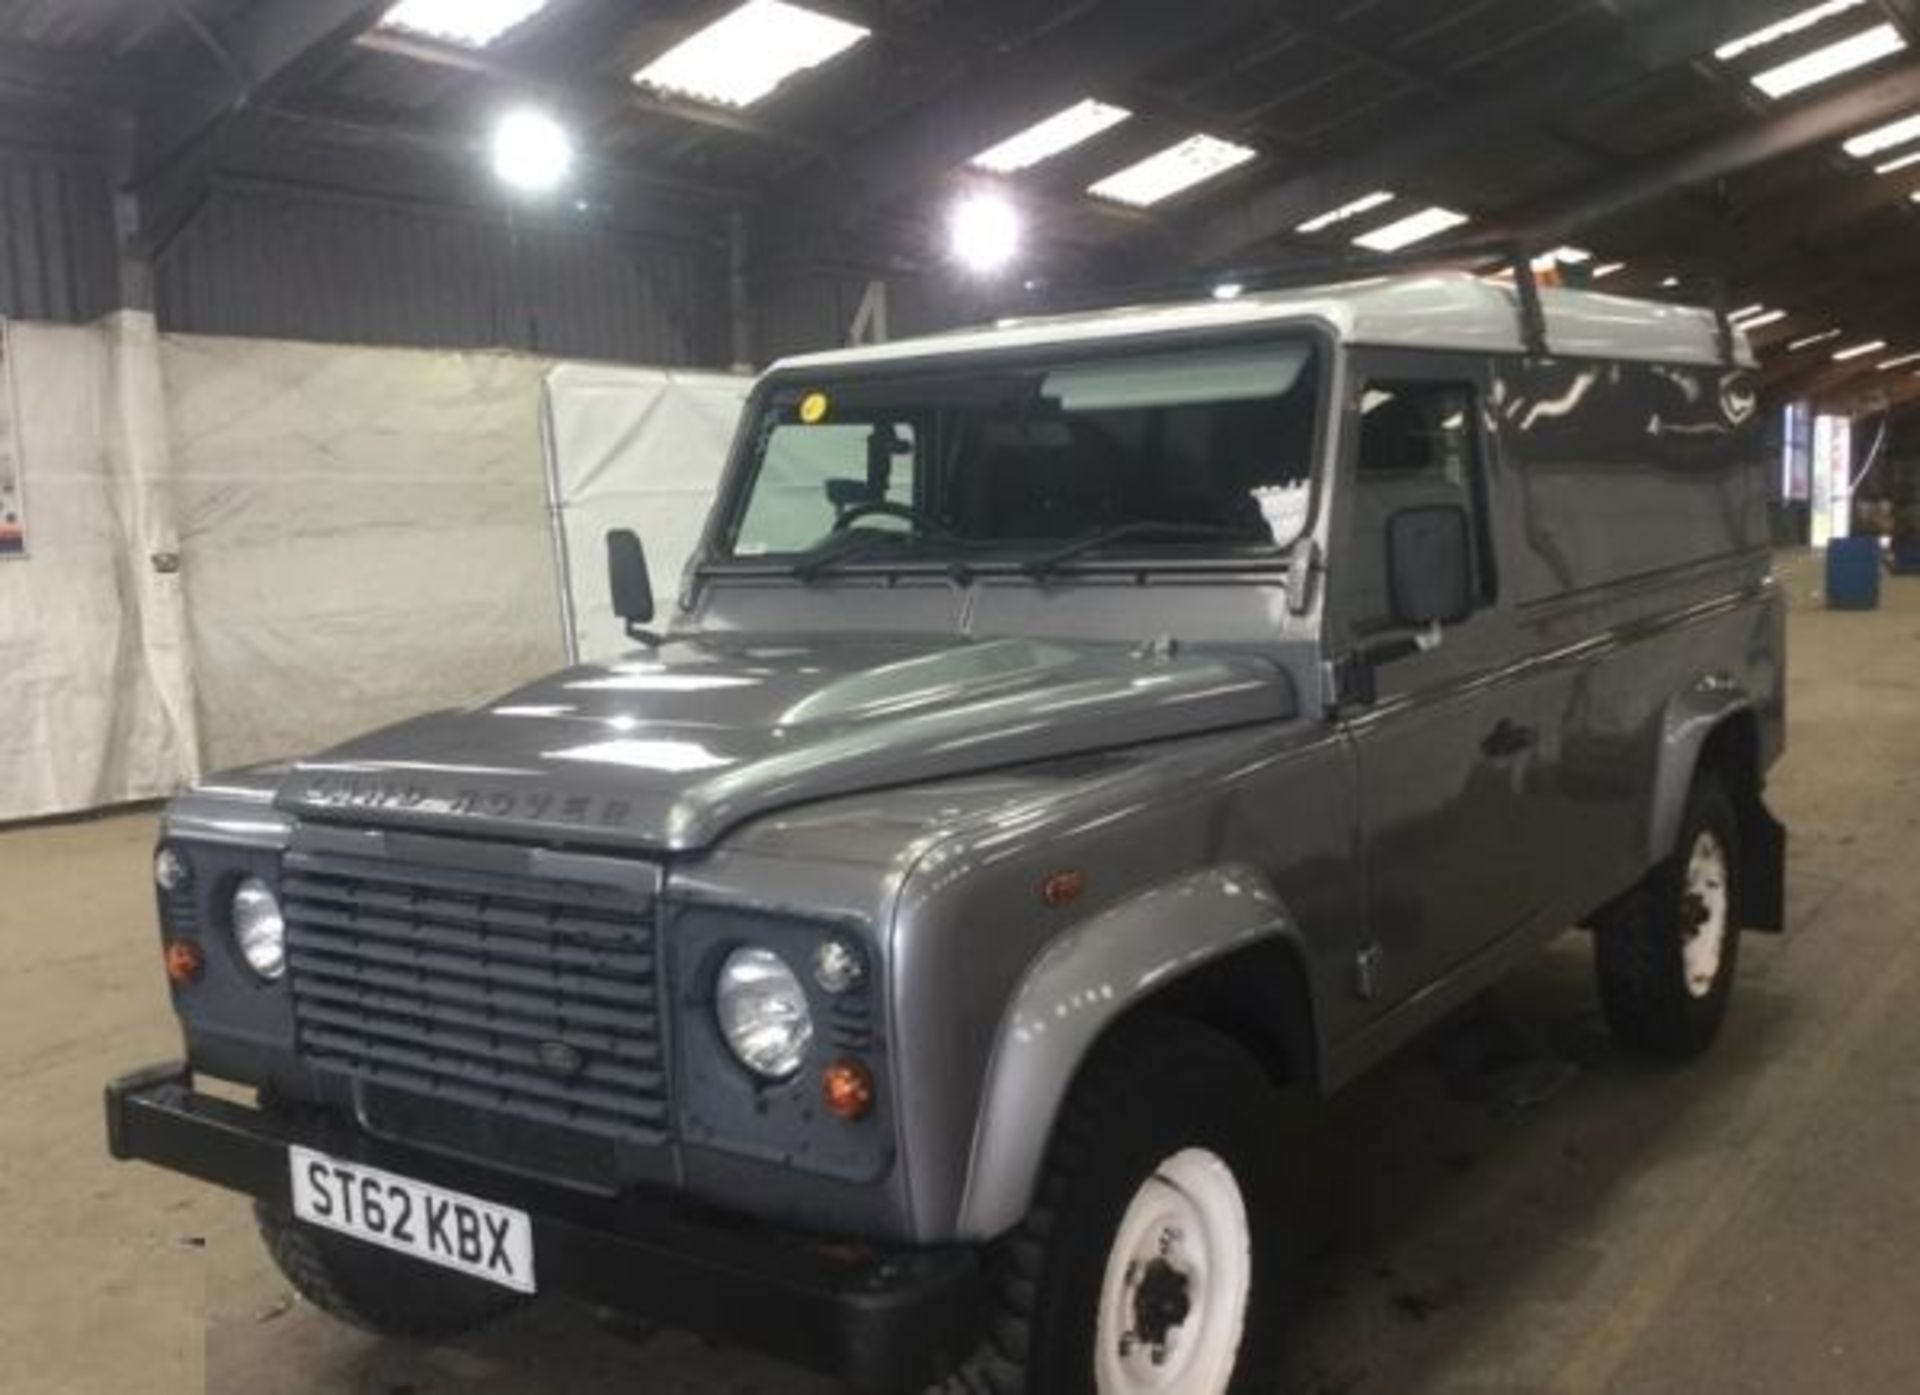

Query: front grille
left=282, top=852, right=667, bottom=1146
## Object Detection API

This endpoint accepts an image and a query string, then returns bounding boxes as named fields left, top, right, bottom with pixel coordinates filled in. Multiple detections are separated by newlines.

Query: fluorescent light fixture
left=971, top=100, right=1132, bottom=174
left=1749, top=24, right=1907, bottom=99
left=1843, top=111, right=1920, bottom=158
left=1352, top=205, right=1469, bottom=252
left=381, top=0, right=552, bottom=46
left=1212, top=282, right=1246, bottom=301
left=1530, top=246, right=1594, bottom=272
left=1661, top=276, right=1681, bottom=288
left=947, top=192, right=1022, bottom=275
left=1715, top=0, right=1869, bottom=60
left=1789, top=328, right=1843, bottom=350
left=1591, top=261, right=1626, bottom=279
left=1296, top=190, right=1396, bottom=234
left=1728, top=303, right=1768, bottom=322
left=490, top=108, right=574, bottom=194
left=1833, top=338, right=1887, bottom=361
left=1088, top=135, right=1258, bottom=207
left=1875, top=149, right=1920, bottom=174
left=1878, top=351, right=1920, bottom=370
left=633, top=0, right=869, bottom=109
left=1738, top=309, right=1788, bottom=330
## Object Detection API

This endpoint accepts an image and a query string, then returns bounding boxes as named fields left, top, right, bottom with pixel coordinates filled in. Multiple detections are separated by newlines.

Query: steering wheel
left=832, top=499, right=946, bottom=534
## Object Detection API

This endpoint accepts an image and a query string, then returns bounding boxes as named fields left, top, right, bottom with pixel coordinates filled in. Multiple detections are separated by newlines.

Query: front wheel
left=933, top=1020, right=1288, bottom=1395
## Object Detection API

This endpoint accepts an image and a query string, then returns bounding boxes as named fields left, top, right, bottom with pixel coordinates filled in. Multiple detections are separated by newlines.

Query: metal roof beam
left=1488, top=62, right=1920, bottom=249
left=1179, top=0, right=1853, bottom=267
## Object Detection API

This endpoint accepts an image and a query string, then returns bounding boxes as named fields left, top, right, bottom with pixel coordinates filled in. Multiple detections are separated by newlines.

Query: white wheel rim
left=1093, top=1148, right=1252, bottom=1395
left=1682, top=829, right=1731, bottom=999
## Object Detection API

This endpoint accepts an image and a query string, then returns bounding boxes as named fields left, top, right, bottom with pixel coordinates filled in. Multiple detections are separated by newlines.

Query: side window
left=734, top=422, right=917, bottom=555
left=1347, top=382, right=1493, bottom=636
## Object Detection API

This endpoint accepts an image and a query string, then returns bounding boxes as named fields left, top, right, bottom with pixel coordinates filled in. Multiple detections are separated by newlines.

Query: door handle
left=1482, top=719, right=1537, bottom=759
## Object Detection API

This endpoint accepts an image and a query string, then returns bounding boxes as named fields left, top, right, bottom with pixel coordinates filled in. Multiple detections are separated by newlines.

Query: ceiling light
left=1352, top=205, right=1469, bottom=252
left=380, top=0, right=553, bottom=47
left=1660, top=275, right=1681, bottom=288
left=1531, top=246, right=1593, bottom=272
left=490, top=108, right=574, bottom=194
left=1296, top=190, right=1396, bottom=234
left=1715, top=0, right=1870, bottom=60
left=633, top=0, right=869, bottom=109
left=1875, top=149, right=1920, bottom=174
left=1789, top=328, right=1843, bottom=350
left=1088, top=135, right=1258, bottom=207
left=1591, top=261, right=1626, bottom=279
left=1737, top=310, right=1788, bottom=330
left=1728, top=303, right=1768, bottom=322
left=1833, top=338, right=1887, bottom=360
left=1843, top=111, right=1920, bottom=158
left=947, top=191, right=1022, bottom=275
left=1879, top=351, right=1920, bottom=370
left=971, top=99, right=1132, bottom=174
left=1749, top=24, right=1907, bottom=99
left=1212, top=282, right=1246, bottom=301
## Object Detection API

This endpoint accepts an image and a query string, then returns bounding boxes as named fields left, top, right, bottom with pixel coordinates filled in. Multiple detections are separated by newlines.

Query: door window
left=1347, top=382, right=1492, bottom=635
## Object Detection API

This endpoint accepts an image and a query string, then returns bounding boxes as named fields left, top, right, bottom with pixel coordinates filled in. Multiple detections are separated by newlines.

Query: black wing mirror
left=1387, top=504, right=1474, bottom=630
left=607, top=529, right=657, bottom=642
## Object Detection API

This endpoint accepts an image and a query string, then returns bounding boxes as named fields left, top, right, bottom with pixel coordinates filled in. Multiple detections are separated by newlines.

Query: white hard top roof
left=769, top=272, right=1756, bottom=375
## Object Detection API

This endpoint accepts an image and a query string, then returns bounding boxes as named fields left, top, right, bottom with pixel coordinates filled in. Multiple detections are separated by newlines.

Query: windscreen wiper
left=1019, top=522, right=1271, bottom=579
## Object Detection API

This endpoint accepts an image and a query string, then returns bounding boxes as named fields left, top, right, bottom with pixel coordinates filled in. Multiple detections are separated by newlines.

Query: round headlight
left=231, top=878, right=287, bottom=981
left=715, top=947, right=813, bottom=1081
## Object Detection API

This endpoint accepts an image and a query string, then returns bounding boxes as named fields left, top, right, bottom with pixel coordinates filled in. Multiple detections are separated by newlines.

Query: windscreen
left=720, top=340, right=1322, bottom=567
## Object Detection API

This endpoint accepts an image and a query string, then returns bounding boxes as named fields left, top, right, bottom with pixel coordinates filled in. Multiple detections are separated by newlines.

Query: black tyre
left=1594, top=773, right=1742, bottom=1060
left=255, top=1200, right=526, bottom=1341
left=932, top=1019, right=1289, bottom=1395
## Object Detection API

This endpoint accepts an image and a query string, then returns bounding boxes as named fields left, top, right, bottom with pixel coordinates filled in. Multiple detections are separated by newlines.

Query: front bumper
left=105, top=1062, right=980, bottom=1393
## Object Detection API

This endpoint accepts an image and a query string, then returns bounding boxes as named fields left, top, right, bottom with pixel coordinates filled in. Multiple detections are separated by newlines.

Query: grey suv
left=108, top=271, right=1786, bottom=1395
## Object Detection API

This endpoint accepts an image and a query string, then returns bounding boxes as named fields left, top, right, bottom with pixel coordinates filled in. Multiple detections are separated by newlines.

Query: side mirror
left=1386, top=504, right=1474, bottom=630
left=607, top=529, right=656, bottom=638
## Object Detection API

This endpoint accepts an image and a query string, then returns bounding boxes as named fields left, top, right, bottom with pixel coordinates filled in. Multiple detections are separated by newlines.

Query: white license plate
left=288, top=1146, right=536, bottom=1294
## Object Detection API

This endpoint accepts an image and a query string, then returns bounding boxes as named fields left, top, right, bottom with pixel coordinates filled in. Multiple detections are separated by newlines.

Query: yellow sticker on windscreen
left=799, top=391, right=830, bottom=425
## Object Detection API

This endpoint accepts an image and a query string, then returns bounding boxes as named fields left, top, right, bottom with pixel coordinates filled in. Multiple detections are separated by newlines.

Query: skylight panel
left=971, top=100, right=1133, bottom=174
left=1353, top=206, right=1469, bottom=253
left=1088, top=136, right=1257, bottom=207
left=1833, top=338, right=1887, bottom=361
left=633, top=0, right=870, bottom=109
left=1843, top=111, right=1920, bottom=158
left=380, top=0, right=553, bottom=47
left=1296, top=190, right=1396, bottom=234
left=1714, top=0, right=1870, bottom=61
left=1749, top=24, right=1907, bottom=99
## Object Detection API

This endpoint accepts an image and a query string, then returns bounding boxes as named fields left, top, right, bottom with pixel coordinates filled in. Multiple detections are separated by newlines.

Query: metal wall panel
left=155, top=181, right=729, bottom=366
left=0, top=146, right=119, bottom=324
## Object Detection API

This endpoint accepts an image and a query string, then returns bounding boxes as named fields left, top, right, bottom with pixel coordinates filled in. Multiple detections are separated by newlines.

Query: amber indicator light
left=822, top=1060, right=875, bottom=1121
left=1041, top=869, right=1086, bottom=908
left=164, top=939, right=205, bottom=985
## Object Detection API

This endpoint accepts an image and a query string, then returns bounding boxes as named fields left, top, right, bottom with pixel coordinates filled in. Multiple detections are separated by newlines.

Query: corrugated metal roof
left=0, top=144, right=118, bottom=322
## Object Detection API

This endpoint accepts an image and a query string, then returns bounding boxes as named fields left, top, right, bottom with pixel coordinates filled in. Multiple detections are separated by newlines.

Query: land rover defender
left=107, top=271, right=1786, bottom=1395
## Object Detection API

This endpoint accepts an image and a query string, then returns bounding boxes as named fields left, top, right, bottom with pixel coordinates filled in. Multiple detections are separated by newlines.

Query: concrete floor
left=5, top=549, right=1918, bottom=1395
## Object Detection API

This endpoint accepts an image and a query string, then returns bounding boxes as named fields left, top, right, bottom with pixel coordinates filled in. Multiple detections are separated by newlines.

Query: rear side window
left=1346, top=382, right=1493, bottom=635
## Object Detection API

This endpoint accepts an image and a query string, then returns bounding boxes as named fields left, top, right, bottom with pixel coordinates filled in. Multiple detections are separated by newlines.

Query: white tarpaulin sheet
left=541, top=363, right=751, bottom=665
left=0, top=315, right=199, bottom=822
left=164, top=335, right=567, bottom=773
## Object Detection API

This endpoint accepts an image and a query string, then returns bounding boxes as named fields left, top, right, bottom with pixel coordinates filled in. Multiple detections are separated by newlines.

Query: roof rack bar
left=1705, top=278, right=1738, bottom=368
left=1508, top=247, right=1550, bottom=358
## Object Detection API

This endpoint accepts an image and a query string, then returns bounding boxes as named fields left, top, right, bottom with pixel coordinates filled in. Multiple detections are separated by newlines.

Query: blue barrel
left=1826, top=537, right=1882, bottom=611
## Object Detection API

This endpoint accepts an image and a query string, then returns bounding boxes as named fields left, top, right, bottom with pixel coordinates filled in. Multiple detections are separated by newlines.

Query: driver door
left=1331, top=354, right=1552, bottom=1012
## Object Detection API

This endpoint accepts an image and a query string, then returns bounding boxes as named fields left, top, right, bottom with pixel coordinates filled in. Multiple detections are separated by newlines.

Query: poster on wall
left=0, top=319, right=23, bottom=557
